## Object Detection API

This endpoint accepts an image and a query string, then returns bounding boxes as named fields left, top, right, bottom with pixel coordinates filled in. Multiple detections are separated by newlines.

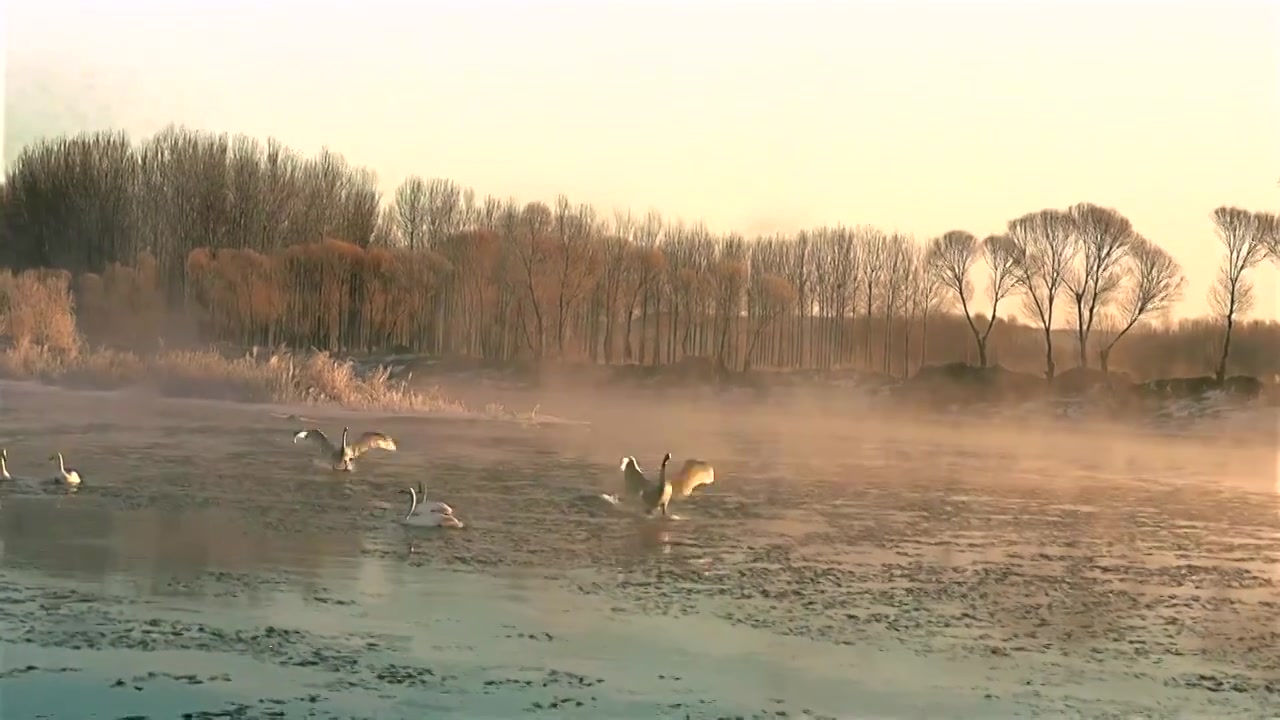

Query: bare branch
left=1007, top=209, right=1078, bottom=379
left=1209, top=206, right=1271, bottom=381
left=392, top=176, right=430, bottom=250
left=1095, top=235, right=1185, bottom=372
left=1063, top=202, right=1134, bottom=368
left=926, top=230, right=1016, bottom=367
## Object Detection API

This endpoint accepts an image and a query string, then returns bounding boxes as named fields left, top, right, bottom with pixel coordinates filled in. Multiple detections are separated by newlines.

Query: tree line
left=2, top=126, right=1278, bottom=381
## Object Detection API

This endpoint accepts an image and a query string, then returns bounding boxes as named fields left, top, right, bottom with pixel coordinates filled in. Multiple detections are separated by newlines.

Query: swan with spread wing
left=618, top=453, right=674, bottom=517
left=293, top=425, right=397, bottom=471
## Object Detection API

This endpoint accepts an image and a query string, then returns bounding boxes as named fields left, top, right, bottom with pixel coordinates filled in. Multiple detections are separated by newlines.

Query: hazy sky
left=6, top=0, right=1278, bottom=320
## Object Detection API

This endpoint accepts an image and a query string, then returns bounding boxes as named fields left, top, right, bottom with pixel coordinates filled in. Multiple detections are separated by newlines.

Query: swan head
left=662, top=452, right=671, bottom=465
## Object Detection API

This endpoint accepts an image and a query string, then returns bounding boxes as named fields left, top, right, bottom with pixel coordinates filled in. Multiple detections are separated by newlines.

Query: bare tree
left=1064, top=203, right=1133, bottom=369
left=1008, top=209, right=1078, bottom=380
left=549, top=196, right=601, bottom=354
left=903, top=242, right=943, bottom=376
left=818, top=226, right=859, bottom=369
left=1265, top=211, right=1280, bottom=260
left=857, top=227, right=887, bottom=368
left=744, top=272, right=796, bottom=371
left=1095, top=236, right=1185, bottom=374
left=599, top=210, right=634, bottom=362
left=393, top=176, right=430, bottom=250
left=712, top=236, right=748, bottom=369
left=424, top=178, right=464, bottom=247
left=879, top=234, right=912, bottom=374
left=1209, top=207, right=1275, bottom=382
left=784, top=232, right=815, bottom=369
left=926, top=230, right=1017, bottom=367
left=369, top=205, right=399, bottom=247
left=623, top=210, right=664, bottom=364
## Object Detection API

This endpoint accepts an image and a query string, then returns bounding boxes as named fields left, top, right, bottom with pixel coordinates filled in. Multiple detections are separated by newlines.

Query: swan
left=405, top=481, right=454, bottom=516
left=619, top=453, right=673, bottom=516
left=48, top=452, right=83, bottom=487
left=398, top=485, right=463, bottom=528
left=293, top=426, right=397, bottom=471
left=1, top=448, right=10, bottom=480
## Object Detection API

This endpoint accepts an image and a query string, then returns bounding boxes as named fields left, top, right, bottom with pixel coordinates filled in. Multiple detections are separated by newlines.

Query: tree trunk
left=1215, top=314, right=1234, bottom=383
left=1043, top=328, right=1056, bottom=381
left=918, top=312, right=929, bottom=374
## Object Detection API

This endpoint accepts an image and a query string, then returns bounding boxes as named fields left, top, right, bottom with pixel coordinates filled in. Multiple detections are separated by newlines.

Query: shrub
left=0, top=268, right=485, bottom=416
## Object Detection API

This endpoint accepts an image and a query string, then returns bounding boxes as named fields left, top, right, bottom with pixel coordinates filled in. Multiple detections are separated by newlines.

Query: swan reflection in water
left=634, top=522, right=674, bottom=556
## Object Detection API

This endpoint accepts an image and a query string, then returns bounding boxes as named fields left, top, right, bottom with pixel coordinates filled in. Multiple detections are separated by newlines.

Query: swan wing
left=675, top=460, right=714, bottom=497
left=294, top=429, right=335, bottom=455
left=623, top=463, right=653, bottom=498
left=403, top=511, right=463, bottom=528
left=350, top=432, right=397, bottom=458
left=423, top=501, right=454, bottom=515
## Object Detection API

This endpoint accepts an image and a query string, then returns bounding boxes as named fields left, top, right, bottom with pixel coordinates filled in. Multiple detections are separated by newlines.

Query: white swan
left=619, top=453, right=673, bottom=516
left=293, top=426, right=397, bottom=471
left=398, top=485, right=463, bottom=528
left=619, top=454, right=714, bottom=505
left=405, top=481, right=454, bottom=516
left=48, top=452, right=83, bottom=487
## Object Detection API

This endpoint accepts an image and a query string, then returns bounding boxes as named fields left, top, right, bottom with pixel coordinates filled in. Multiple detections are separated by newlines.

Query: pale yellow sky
left=6, top=0, right=1279, bottom=320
